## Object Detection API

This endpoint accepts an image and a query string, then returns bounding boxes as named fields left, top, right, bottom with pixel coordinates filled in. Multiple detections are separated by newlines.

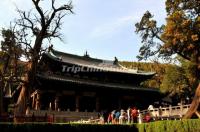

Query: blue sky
left=0, top=0, right=166, bottom=61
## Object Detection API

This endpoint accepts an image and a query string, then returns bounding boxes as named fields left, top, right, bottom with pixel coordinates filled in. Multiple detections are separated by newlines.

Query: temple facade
left=31, top=49, right=162, bottom=115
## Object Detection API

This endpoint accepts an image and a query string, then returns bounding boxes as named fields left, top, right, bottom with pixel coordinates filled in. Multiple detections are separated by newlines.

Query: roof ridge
left=51, top=49, right=115, bottom=63
left=45, top=49, right=155, bottom=75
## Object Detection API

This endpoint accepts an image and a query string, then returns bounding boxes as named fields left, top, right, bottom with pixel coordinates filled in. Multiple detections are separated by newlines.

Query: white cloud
left=90, top=15, right=138, bottom=38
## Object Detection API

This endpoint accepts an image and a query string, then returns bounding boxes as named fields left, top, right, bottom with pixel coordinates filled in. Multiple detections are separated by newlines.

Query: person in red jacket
left=144, top=113, right=151, bottom=122
left=131, top=107, right=138, bottom=123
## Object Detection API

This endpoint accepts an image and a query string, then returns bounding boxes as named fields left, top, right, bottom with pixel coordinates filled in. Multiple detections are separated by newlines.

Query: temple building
left=30, top=49, right=161, bottom=113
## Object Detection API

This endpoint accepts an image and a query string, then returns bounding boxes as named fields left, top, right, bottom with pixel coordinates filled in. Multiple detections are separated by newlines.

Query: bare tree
left=12, top=0, right=73, bottom=117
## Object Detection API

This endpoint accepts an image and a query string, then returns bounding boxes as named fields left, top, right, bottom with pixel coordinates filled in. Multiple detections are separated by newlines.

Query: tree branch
left=16, top=8, right=38, bottom=36
left=32, top=0, right=46, bottom=28
left=46, top=0, right=73, bottom=28
left=51, top=0, right=56, bottom=10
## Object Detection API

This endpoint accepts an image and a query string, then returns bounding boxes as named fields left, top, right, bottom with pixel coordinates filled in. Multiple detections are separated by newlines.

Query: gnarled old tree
left=11, top=0, right=73, bottom=116
left=135, top=0, right=200, bottom=118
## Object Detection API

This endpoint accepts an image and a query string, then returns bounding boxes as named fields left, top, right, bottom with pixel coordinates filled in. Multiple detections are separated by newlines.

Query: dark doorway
left=80, top=96, right=95, bottom=112
left=60, top=96, right=76, bottom=111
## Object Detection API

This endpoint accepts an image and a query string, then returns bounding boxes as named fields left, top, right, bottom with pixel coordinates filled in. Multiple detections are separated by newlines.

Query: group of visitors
left=98, top=107, right=151, bottom=124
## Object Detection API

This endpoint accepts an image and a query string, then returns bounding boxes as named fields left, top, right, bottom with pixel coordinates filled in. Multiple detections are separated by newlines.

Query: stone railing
left=29, top=110, right=99, bottom=123
left=140, top=104, right=190, bottom=119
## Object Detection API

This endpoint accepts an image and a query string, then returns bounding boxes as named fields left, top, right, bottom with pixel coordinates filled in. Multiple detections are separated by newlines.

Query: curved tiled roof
left=37, top=73, right=160, bottom=93
left=45, top=49, right=156, bottom=75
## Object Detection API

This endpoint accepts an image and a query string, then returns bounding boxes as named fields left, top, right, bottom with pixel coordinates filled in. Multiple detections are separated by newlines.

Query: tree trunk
left=14, top=48, right=41, bottom=118
left=14, top=85, right=26, bottom=116
left=183, top=83, right=200, bottom=119
left=14, top=61, right=35, bottom=117
left=14, top=33, right=43, bottom=119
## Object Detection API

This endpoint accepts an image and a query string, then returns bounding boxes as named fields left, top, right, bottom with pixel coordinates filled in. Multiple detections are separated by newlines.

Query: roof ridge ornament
left=113, top=56, right=119, bottom=65
left=84, top=50, right=90, bottom=58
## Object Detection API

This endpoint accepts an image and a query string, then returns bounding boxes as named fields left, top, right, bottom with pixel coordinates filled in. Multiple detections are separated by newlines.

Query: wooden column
left=54, top=97, right=59, bottom=111
left=75, top=96, right=80, bottom=112
left=32, top=94, right=35, bottom=109
left=49, top=102, right=52, bottom=111
left=35, top=92, right=41, bottom=110
left=96, top=97, right=100, bottom=112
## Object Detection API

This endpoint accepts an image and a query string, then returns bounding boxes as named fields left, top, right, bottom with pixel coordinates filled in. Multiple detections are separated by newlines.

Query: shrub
left=0, top=119, right=200, bottom=132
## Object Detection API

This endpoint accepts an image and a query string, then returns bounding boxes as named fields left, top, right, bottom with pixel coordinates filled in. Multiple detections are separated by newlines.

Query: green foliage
left=160, top=64, right=190, bottom=100
left=120, top=61, right=168, bottom=88
left=0, top=123, right=137, bottom=132
left=135, top=0, right=200, bottom=81
left=0, top=29, right=25, bottom=114
left=135, top=1, right=200, bottom=108
left=179, top=57, right=199, bottom=90
left=137, top=119, right=200, bottom=132
left=121, top=60, right=196, bottom=101
left=0, top=119, right=200, bottom=132
left=0, top=29, right=23, bottom=75
left=135, top=11, right=165, bottom=61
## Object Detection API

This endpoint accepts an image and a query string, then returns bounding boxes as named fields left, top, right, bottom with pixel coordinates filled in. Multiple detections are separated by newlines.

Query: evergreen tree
left=0, top=29, right=23, bottom=115
left=135, top=0, right=200, bottom=118
left=160, top=64, right=190, bottom=103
